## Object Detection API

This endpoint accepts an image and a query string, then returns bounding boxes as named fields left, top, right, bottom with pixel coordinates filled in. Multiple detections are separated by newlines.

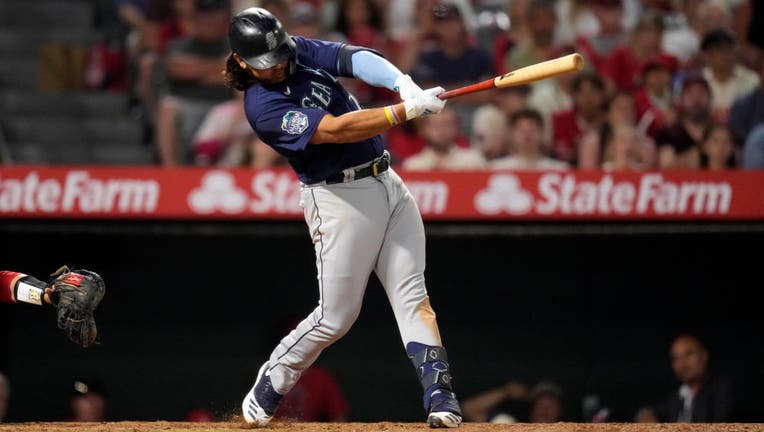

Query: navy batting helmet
left=229, top=8, right=297, bottom=70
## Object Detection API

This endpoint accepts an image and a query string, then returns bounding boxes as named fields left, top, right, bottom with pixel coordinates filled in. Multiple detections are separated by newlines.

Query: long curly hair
left=223, top=52, right=258, bottom=91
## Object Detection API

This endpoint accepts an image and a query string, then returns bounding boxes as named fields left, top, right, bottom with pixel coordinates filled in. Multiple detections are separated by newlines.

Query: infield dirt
left=1, top=423, right=763, bottom=432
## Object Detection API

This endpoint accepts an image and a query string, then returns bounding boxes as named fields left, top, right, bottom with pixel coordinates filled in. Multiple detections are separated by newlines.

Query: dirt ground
left=1, top=423, right=763, bottom=432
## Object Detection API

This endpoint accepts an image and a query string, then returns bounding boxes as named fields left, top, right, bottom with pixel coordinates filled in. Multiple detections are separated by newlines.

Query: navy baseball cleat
left=242, top=362, right=283, bottom=426
left=427, top=389, right=463, bottom=428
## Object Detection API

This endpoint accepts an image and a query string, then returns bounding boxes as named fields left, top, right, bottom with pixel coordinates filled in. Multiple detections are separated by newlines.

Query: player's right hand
left=403, top=86, right=446, bottom=121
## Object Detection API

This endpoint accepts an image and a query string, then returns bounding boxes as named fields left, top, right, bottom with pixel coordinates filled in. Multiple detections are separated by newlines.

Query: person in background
left=552, top=72, right=607, bottom=165
left=155, top=0, right=232, bottom=165
left=633, top=55, right=677, bottom=138
left=403, top=109, right=486, bottom=170
left=504, top=0, right=560, bottom=72
left=0, top=372, right=8, bottom=422
left=602, top=10, right=674, bottom=92
left=700, top=123, right=737, bottom=170
left=492, top=108, right=568, bottom=170
left=579, top=91, right=656, bottom=169
left=461, top=380, right=565, bottom=423
left=655, top=74, right=712, bottom=169
left=700, top=28, right=759, bottom=123
left=573, top=0, right=627, bottom=73
left=600, top=124, right=645, bottom=170
left=69, top=378, right=107, bottom=422
left=470, top=105, right=509, bottom=164
left=410, top=1, right=495, bottom=109
left=639, top=334, right=735, bottom=422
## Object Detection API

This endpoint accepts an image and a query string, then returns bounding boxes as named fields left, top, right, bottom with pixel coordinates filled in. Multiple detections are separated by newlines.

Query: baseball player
left=225, top=8, right=462, bottom=428
left=0, top=267, right=105, bottom=347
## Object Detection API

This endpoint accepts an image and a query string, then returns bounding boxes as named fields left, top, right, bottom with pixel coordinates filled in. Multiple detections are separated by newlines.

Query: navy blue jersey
left=244, top=37, right=384, bottom=184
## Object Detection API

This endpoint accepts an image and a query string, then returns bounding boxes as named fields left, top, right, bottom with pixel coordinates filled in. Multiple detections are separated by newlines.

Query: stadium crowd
left=5, top=0, right=761, bottom=171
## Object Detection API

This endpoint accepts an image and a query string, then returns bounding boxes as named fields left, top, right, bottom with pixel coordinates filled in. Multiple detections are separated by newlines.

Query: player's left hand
left=47, top=266, right=106, bottom=348
left=394, top=74, right=424, bottom=101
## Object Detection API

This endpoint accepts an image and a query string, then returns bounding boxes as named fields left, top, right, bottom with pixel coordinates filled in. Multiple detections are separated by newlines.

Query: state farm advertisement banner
left=1, top=167, right=763, bottom=220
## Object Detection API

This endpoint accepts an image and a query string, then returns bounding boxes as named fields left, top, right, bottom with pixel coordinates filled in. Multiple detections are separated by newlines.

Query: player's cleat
left=242, top=362, right=283, bottom=426
left=427, top=389, right=462, bottom=428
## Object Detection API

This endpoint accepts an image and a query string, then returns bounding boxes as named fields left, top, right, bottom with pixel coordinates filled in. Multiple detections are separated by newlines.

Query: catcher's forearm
left=0, top=271, right=50, bottom=305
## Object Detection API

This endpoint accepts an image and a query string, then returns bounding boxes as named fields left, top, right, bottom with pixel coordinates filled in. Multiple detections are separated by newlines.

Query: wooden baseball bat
left=438, top=53, right=585, bottom=100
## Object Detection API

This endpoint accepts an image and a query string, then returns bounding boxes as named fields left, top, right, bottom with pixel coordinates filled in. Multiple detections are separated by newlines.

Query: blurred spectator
left=655, top=75, right=712, bottom=169
left=552, top=72, right=607, bottom=165
left=287, top=2, right=322, bottom=39
left=700, top=123, right=737, bottom=169
left=742, top=124, right=764, bottom=168
left=574, top=0, right=628, bottom=73
left=492, top=108, right=569, bottom=170
left=192, top=92, right=286, bottom=167
left=492, top=0, right=529, bottom=75
left=602, top=10, right=674, bottom=92
left=274, top=366, right=349, bottom=421
left=155, top=0, right=232, bottom=165
left=69, top=378, right=107, bottom=422
left=403, top=110, right=486, bottom=170
left=527, top=62, right=575, bottom=144
left=334, top=0, right=394, bottom=105
left=135, top=0, right=197, bottom=118
left=633, top=55, right=677, bottom=137
left=461, top=381, right=529, bottom=422
left=640, top=334, right=735, bottom=422
left=661, top=0, right=714, bottom=66
left=700, top=28, right=759, bottom=123
left=504, top=0, right=559, bottom=73
left=527, top=382, right=565, bottom=423
left=579, top=92, right=657, bottom=169
left=0, top=372, right=8, bottom=422
left=461, top=380, right=564, bottom=423
left=410, top=1, right=495, bottom=107
left=729, top=55, right=764, bottom=144
left=471, top=105, right=509, bottom=163
left=600, top=124, right=646, bottom=170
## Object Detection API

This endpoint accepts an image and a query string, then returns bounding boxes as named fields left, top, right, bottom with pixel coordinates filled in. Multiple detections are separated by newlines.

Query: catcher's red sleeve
left=0, top=270, right=25, bottom=303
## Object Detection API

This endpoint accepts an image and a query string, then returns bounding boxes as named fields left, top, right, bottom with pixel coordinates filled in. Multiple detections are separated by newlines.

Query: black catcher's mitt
left=47, top=266, right=105, bottom=348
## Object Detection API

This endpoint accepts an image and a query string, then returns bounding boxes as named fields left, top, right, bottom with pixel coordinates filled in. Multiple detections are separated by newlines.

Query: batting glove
left=403, top=86, right=446, bottom=120
left=394, top=74, right=425, bottom=101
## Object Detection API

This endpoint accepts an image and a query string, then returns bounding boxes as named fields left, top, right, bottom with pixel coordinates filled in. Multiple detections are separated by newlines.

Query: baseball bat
left=438, top=53, right=585, bottom=100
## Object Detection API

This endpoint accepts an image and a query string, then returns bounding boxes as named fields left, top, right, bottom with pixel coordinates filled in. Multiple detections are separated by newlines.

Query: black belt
left=325, top=152, right=390, bottom=184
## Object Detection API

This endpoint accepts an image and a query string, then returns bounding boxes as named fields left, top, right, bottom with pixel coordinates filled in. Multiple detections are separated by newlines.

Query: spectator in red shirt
left=602, top=10, right=675, bottom=92
left=574, top=0, right=627, bottom=74
left=552, top=72, right=607, bottom=165
left=633, top=55, right=678, bottom=138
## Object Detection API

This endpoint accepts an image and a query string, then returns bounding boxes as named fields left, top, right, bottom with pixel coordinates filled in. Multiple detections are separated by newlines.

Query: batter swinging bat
left=438, top=53, right=585, bottom=100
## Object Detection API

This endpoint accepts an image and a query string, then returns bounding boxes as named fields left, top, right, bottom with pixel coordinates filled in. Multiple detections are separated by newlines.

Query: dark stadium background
left=1, top=221, right=762, bottom=422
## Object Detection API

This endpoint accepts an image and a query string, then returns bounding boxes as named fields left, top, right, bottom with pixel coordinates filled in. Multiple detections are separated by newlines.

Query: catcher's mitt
left=47, top=266, right=105, bottom=348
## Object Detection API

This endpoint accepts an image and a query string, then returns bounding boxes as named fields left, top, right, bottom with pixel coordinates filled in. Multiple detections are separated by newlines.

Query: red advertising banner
left=1, top=167, right=763, bottom=221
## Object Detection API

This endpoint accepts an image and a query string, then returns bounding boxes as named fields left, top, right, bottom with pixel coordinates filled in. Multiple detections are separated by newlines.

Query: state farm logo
left=187, top=170, right=302, bottom=215
left=475, top=173, right=733, bottom=216
left=0, top=171, right=159, bottom=213
left=188, top=171, right=248, bottom=214
left=475, top=174, right=533, bottom=215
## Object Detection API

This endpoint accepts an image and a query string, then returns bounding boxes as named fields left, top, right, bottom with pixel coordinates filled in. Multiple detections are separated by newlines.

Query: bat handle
left=438, top=79, right=496, bottom=100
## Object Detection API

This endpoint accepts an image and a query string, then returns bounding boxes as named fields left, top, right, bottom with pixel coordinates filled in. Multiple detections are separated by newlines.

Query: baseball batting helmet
left=229, top=8, right=297, bottom=70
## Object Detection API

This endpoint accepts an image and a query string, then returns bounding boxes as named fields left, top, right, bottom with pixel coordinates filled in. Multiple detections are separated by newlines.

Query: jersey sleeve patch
left=281, top=111, right=310, bottom=135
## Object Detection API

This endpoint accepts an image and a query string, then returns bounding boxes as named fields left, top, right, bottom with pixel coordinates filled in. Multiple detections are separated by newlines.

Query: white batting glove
left=394, top=74, right=424, bottom=101
left=403, top=86, right=446, bottom=120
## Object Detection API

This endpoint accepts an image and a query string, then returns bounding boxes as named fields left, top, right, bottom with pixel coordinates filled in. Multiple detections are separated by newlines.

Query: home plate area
left=0, top=422, right=762, bottom=432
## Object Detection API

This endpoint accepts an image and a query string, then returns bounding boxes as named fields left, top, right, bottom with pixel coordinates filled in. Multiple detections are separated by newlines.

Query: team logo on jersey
left=281, top=111, right=310, bottom=135
left=266, top=31, right=278, bottom=50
